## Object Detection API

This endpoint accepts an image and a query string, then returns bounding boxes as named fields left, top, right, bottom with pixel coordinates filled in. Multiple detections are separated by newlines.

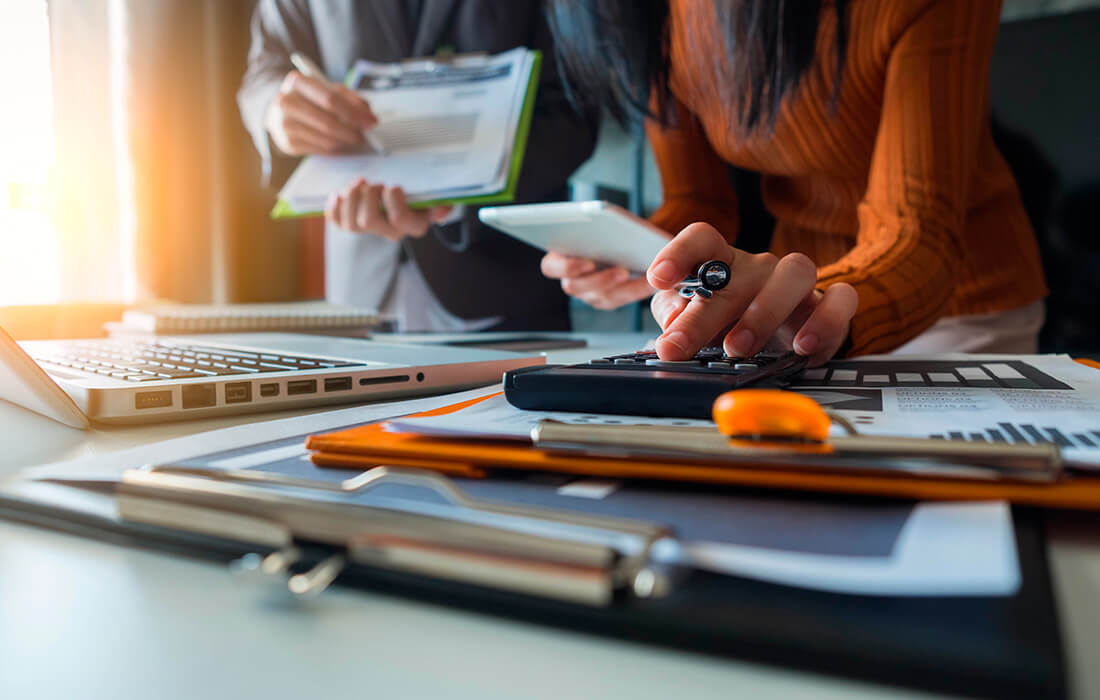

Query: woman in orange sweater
left=542, top=0, right=1047, bottom=364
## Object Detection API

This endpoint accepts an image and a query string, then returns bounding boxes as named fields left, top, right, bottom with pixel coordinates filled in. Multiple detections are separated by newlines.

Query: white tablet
left=478, top=201, right=671, bottom=272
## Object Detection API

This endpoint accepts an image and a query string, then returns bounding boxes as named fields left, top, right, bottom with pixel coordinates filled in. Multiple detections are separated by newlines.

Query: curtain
left=48, top=0, right=301, bottom=304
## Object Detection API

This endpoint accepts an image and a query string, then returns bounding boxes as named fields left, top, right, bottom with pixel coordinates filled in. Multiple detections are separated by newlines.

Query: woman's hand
left=326, top=178, right=453, bottom=240
left=647, top=223, right=858, bottom=366
left=540, top=252, right=654, bottom=310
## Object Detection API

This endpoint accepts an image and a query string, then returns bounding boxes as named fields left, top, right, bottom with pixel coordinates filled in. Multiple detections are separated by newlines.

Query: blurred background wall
left=1, top=0, right=1096, bottom=347
left=47, top=0, right=301, bottom=308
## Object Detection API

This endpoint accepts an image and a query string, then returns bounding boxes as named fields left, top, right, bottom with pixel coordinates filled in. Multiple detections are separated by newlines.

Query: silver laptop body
left=2, top=329, right=542, bottom=425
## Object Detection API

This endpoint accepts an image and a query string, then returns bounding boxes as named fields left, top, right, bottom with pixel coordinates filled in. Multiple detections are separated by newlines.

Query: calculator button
left=645, top=359, right=701, bottom=367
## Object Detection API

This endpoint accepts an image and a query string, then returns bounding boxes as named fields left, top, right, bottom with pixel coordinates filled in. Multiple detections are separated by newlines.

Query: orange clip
left=712, top=389, right=832, bottom=443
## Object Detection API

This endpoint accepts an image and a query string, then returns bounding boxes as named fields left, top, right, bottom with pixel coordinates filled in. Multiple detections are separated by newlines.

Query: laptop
left=0, top=326, right=543, bottom=427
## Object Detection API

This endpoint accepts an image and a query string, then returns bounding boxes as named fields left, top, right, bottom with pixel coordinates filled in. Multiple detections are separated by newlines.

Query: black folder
left=0, top=469, right=1065, bottom=700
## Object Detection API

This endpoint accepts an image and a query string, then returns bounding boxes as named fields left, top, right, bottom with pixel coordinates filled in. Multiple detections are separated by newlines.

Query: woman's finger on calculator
left=648, top=223, right=778, bottom=360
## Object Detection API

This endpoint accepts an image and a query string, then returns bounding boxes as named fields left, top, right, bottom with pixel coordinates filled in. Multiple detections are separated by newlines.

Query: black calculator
left=503, top=348, right=808, bottom=419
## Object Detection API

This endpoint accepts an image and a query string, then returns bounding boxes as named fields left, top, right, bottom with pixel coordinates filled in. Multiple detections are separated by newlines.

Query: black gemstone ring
left=676, top=259, right=731, bottom=299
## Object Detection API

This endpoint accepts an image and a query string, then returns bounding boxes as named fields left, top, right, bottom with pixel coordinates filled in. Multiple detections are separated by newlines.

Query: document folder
left=0, top=471, right=1066, bottom=700
left=306, top=393, right=1100, bottom=511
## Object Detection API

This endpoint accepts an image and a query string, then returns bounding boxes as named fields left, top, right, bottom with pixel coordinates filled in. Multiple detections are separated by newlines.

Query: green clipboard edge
left=271, top=51, right=543, bottom=220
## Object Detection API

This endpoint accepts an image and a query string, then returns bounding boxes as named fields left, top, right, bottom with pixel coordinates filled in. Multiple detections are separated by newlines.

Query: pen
left=290, top=51, right=388, bottom=156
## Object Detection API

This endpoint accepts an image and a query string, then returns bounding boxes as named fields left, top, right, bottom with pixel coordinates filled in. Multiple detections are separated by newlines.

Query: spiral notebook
left=106, top=302, right=380, bottom=336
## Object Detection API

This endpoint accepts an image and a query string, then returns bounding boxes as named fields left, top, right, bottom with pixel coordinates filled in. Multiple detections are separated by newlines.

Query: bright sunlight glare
left=0, top=0, right=58, bottom=306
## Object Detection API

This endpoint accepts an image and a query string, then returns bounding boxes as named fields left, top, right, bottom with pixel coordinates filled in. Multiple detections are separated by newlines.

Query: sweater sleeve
left=815, top=0, right=1002, bottom=355
left=645, top=98, right=741, bottom=241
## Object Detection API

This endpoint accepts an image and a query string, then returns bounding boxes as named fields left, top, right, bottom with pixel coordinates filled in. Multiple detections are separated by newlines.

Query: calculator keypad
left=575, top=348, right=800, bottom=378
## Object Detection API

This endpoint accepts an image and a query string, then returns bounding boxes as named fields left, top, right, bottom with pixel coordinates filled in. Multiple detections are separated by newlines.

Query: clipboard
left=270, top=51, right=543, bottom=220
left=305, top=393, right=1100, bottom=511
left=0, top=461, right=1067, bottom=700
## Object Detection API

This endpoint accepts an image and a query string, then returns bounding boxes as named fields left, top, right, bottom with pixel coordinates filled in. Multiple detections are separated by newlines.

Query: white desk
left=1, top=333, right=1098, bottom=700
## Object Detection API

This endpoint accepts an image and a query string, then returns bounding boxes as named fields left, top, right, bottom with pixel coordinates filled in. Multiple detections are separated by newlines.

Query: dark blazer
left=238, top=0, right=598, bottom=329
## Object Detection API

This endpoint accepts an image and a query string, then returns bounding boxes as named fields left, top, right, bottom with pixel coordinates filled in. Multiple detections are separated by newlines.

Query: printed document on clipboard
left=273, top=48, right=541, bottom=219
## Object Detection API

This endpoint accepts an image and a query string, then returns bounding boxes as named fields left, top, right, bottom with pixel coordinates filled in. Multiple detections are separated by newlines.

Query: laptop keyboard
left=32, top=339, right=363, bottom=382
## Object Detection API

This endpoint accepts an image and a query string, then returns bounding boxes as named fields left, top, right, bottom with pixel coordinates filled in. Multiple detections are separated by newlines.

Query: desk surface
left=1, top=333, right=1098, bottom=700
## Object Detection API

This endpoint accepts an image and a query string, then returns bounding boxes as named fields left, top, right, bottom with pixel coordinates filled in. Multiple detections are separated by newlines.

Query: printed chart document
left=393, top=354, right=1100, bottom=469
left=274, top=49, right=539, bottom=218
left=787, top=354, right=1100, bottom=470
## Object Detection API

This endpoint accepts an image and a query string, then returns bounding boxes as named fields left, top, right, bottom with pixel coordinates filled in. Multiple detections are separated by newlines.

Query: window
left=0, top=0, right=137, bottom=307
left=0, top=0, right=58, bottom=305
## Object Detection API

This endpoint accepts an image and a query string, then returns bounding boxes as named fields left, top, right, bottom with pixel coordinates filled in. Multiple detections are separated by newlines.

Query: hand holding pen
left=263, top=51, right=383, bottom=157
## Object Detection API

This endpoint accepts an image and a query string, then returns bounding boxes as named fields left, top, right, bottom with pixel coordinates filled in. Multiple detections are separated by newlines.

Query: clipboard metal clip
left=118, top=465, right=680, bottom=606
left=532, top=389, right=1063, bottom=482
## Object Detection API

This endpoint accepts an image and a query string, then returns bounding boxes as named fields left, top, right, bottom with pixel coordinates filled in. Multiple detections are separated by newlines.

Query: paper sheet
left=21, top=386, right=502, bottom=482
left=675, top=501, right=1019, bottom=596
left=161, top=434, right=1020, bottom=597
left=20, top=384, right=1021, bottom=597
left=790, top=354, right=1100, bottom=469
left=394, top=354, right=1100, bottom=469
left=386, top=393, right=713, bottom=440
left=279, top=49, right=530, bottom=209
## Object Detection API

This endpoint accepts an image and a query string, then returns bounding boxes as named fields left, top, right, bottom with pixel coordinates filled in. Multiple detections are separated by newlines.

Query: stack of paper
left=274, top=48, right=541, bottom=219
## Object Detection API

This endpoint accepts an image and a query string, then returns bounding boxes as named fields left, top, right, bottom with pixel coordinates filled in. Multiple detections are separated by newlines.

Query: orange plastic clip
left=712, top=389, right=832, bottom=442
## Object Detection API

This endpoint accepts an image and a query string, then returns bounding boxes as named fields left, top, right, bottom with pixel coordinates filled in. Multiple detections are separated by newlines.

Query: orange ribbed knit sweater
left=648, top=0, right=1047, bottom=355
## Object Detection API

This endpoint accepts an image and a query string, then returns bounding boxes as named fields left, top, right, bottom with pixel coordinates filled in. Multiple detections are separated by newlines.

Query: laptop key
left=193, top=368, right=236, bottom=377
left=259, top=362, right=296, bottom=371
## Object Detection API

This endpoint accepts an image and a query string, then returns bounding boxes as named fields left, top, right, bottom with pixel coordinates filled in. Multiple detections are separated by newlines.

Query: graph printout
left=790, top=354, right=1100, bottom=469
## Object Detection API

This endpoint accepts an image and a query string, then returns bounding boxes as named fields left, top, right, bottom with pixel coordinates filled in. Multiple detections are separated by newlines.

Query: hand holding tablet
left=480, top=201, right=857, bottom=365
left=479, top=201, right=670, bottom=309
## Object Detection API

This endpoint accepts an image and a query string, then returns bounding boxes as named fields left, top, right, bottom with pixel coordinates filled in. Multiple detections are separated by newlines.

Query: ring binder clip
left=229, top=547, right=302, bottom=582
left=288, top=555, right=346, bottom=598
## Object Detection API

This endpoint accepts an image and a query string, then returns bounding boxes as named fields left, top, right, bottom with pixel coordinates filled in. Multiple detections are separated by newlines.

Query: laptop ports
left=225, top=382, right=252, bottom=404
left=181, top=384, right=216, bottom=409
left=287, top=379, right=317, bottom=395
left=135, top=390, right=173, bottom=410
left=324, top=377, right=352, bottom=392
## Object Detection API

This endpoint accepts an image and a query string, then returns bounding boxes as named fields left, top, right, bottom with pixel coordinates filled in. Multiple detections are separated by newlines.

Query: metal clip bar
left=119, top=466, right=678, bottom=606
left=533, top=421, right=1063, bottom=482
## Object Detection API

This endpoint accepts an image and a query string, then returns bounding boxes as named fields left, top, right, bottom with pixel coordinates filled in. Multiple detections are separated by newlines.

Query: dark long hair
left=547, top=0, right=849, bottom=133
